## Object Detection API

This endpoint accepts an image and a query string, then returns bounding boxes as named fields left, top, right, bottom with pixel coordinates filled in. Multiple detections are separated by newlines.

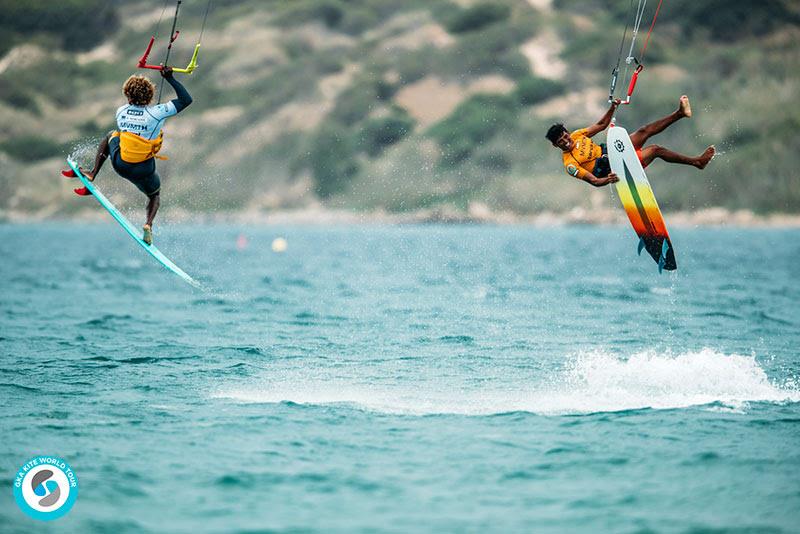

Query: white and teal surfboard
left=67, top=158, right=201, bottom=288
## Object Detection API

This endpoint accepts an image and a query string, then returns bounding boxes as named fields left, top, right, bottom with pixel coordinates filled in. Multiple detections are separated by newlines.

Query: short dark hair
left=545, top=123, right=568, bottom=145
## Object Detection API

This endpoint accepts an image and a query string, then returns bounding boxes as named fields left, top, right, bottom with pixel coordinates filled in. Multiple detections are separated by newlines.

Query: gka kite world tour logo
left=13, top=456, right=78, bottom=521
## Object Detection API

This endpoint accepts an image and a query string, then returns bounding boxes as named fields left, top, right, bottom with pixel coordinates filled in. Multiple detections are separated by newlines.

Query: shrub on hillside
left=283, top=36, right=314, bottom=60
left=659, top=0, right=800, bottom=42
left=309, top=127, right=359, bottom=198
left=359, top=114, right=415, bottom=157
left=329, top=78, right=381, bottom=126
left=559, top=0, right=800, bottom=43
left=375, top=78, right=398, bottom=101
left=246, top=59, right=320, bottom=114
left=497, top=50, right=534, bottom=80
left=439, top=21, right=534, bottom=80
left=395, top=47, right=436, bottom=85
left=340, top=7, right=379, bottom=35
left=429, top=94, right=519, bottom=166
left=0, top=134, right=64, bottom=161
left=277, top=0, right=345, bottom=28
left=475, top=150, right=513, bottom=173
left=0, top=0, right=119, bottom=54
left=514, top=76, right=565, bottom=106
left=314, top=50, right=346, bottom=75
left=0, top=79, right=39, bottom=114
left=441, top=2, right=511, bottom=34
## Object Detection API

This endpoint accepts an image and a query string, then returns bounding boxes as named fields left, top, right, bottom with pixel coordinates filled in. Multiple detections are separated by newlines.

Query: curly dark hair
left=123, top=75, right=155, bottom=106
left=545, top=123, right=568, bottom=145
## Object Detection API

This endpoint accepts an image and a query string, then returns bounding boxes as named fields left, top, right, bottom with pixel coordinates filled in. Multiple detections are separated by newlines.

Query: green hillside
left=1, top=0, right=798, bottom=219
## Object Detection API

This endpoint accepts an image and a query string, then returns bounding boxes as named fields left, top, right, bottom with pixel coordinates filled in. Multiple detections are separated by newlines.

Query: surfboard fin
left=637, top=237, right=645, bottom=256
left=657, top=240, right=669, bottom=274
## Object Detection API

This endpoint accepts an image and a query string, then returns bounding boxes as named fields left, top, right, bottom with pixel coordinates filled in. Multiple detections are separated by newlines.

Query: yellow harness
left=112, top=131, right=168, bottom=163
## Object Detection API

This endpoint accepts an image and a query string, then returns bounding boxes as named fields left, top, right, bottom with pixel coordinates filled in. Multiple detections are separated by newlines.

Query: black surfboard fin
left=637, top=237, right=645, bottom=256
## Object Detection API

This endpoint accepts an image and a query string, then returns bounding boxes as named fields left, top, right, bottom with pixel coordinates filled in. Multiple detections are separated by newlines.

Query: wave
left=212, top=349, right=800, bottom=416
left=536, top=348, right=799, bottom=415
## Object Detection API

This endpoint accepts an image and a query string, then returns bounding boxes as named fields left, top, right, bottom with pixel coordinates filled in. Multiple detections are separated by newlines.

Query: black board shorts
left=592, top=143, right=611, bottom=178
left=109, top=136, right=161, bottom=196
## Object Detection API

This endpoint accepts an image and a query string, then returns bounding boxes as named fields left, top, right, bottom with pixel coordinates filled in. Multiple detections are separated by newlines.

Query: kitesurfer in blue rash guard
left=69, top=67, right=192, bottom=245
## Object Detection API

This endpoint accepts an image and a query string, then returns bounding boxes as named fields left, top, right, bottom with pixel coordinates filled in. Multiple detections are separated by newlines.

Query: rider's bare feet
left=695, top=145, right=715, bottom=169
left=679, top=95, right=692, bottom=118
left=63, top=167, right=95, bottom=180
left=142, top=224, right=153, bottom=246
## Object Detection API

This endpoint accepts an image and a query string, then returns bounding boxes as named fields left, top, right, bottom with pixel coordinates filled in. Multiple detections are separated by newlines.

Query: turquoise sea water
left=1, top=223, right=799, bottom=533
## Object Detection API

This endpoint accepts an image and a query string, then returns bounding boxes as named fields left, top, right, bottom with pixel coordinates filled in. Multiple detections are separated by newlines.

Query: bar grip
left=137, top=36, right=155, bottom=68
left=627, top=65, right=644, bottom=97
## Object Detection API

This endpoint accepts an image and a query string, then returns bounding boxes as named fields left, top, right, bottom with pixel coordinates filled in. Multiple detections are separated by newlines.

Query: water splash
left=68, top=137, right=102, bottom=165
left=213, top=349, right=800, bottom=416
left=544, top=348, right=799, bottom=414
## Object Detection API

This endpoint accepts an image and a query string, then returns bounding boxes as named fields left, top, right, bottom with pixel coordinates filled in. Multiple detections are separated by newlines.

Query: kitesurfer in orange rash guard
left=545, top=96, right=715, bottom=187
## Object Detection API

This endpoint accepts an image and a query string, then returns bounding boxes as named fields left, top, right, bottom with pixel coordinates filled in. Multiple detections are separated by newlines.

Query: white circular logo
left=14, top=456, right=78, bottom=521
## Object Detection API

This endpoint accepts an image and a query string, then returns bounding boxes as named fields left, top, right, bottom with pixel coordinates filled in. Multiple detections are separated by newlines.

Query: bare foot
left=78, top=167, right=96, bottom=181
left=679, top=95, right=692, bottom=118
left=142, top=224, right=153, bottom=246
left=695, top=145, right=715, bottom=169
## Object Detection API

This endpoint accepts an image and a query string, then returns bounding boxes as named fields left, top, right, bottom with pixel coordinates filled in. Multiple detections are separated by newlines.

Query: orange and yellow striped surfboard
left=607, top=125, right=676, bottom=272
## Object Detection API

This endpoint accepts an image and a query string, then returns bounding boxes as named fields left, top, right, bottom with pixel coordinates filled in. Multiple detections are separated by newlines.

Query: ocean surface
left=1, top=223, right=799, bottom=533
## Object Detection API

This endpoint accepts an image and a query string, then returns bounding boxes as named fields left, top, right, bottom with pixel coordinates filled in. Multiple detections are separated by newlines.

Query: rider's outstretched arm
left=161, top=68, right=193, bottom=112
left=585, top=99, right=620, bottom=137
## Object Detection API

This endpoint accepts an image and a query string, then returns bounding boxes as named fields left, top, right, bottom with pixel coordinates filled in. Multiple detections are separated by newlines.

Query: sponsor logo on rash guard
left=116, top=102, right=176, bottom=139
left=118, top=122, right=149, bottom=132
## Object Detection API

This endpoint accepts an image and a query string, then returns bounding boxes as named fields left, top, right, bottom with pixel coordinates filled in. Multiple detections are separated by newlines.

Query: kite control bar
left=136, top=0, right=202, bottom=75
left=608, top=0, right=662, bottom=105
left=609, top=57, right=643, bottom=105
left=137, top=33, right=175, bottom=71
left=174, top=44, right=200, bottom=74
left=137, top=35, right=200, bottom=74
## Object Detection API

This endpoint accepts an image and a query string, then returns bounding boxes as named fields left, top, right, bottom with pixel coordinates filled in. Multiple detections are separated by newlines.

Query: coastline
left=2, top=205, right=800, bottom=227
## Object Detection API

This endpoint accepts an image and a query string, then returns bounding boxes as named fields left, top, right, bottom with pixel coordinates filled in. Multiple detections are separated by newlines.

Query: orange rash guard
left=562, top=128, right=603, bottom=179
